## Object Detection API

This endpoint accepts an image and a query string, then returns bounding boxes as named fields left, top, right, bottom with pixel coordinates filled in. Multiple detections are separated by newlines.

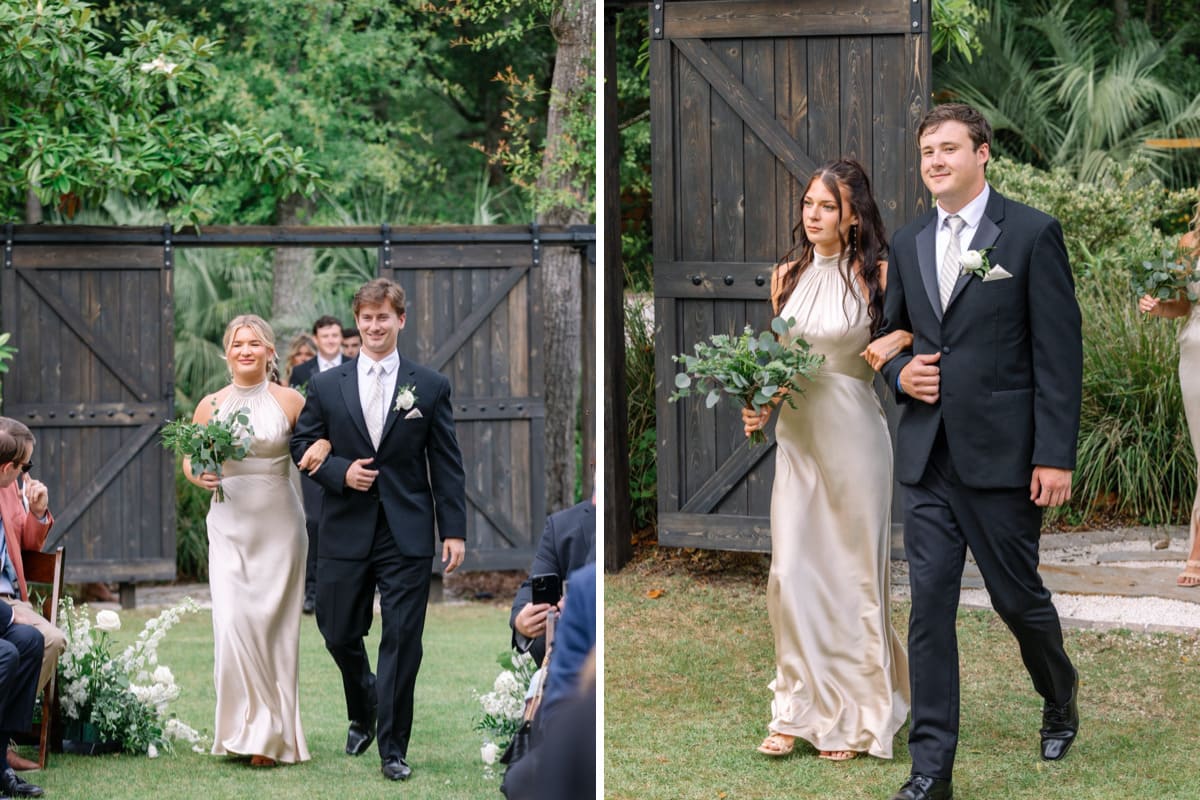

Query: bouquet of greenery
left=57, top=597, right=206, bottom=757
left=160, top=402, right=254, bottom=502
left=1131, top=248, right=1200, bottom=302
left=670, top=316, right=825, bottom=445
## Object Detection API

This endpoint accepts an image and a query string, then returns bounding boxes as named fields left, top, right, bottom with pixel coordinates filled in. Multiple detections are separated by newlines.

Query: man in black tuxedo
left=290, top=315, right=346, bottom=614
left=291, top=279, right=466, bottom=782
left=0, top=599, right=44, bottom=798
left=509, top=499, right=595, bottom=667
left=877, top=103, right=1082, bottom=800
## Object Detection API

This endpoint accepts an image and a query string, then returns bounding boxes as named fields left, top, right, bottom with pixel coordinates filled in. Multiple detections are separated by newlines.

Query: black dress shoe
left=889, top=774, right=952, bottom=800
left=345, top=711, right=376, bottom=756
left=0, top=767, right=45, bottom=798
left=302, top=595, right=315, bottom=615
left=381, top=756, right=412, bottom=781
left=1041, top=671, right=1079, bottom=761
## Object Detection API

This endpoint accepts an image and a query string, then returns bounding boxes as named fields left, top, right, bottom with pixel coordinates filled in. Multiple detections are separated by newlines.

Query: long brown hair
left=775, top=159, right=889, bottom=334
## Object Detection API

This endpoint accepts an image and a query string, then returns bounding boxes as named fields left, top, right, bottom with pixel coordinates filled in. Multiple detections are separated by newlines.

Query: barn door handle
left=723, top=275, right=734, bottom=286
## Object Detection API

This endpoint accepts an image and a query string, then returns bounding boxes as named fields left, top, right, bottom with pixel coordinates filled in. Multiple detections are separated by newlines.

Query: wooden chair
left=15, top=546, right=65, bottom=769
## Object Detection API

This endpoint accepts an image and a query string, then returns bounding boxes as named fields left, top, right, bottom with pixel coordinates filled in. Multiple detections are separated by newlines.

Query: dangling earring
left=848, top=223, right=859, bottom=261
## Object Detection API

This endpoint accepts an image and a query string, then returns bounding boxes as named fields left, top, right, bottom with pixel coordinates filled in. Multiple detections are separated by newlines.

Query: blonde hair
left=223, top=314, right=279, bottom=382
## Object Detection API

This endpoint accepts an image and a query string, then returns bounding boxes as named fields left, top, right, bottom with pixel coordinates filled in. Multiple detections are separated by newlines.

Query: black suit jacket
left=509, top=501, right=596, bottom=664
left=879, top=188, right=1082, bottom=488
left=290, top=354, right=467, bottom=559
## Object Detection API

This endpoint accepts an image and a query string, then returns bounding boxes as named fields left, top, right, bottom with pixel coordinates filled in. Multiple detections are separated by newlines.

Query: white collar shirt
left=935, top=183, right=990, bottom=274
left=357, top=350, right=401, bottom=429
left=317, top=353, right=342, bottom=372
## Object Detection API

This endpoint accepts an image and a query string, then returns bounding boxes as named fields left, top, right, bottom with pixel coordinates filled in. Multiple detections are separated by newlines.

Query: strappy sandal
left=819, top=750, right=860, bottom=761
left=1178, top=560, right=1200, bottom=588
left=756, top=733, right=795, bottom=757
left=249, top=755, right=277, bottom=767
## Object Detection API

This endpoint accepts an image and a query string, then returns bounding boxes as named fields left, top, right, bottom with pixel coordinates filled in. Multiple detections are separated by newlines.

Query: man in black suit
left=878, top=103, right=1082, bottom=800
left=509, top=499, right=595, bottom=667
left=0, top=599, right=44, bottom=798
left=290, top=315, right=346, bottom=614
left=291, top=279, right=466, bottom=782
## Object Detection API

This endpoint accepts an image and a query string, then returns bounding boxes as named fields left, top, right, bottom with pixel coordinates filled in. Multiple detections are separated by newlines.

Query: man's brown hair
left=918, top=102, right=993, bottom=152
left=352, top=278, right=406, bottom=318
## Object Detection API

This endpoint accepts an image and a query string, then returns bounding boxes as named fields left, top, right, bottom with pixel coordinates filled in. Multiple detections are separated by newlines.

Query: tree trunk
left=1113, top=0, right=1130, bottom=41
left=25, top=189, right=43, bottom=224
left=538, top=0, right=595, bottom=513
left=272, top=193, right=317, bottom=326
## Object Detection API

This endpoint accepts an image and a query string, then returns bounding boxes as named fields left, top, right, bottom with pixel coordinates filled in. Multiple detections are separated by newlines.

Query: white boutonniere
left=394, top=384, right=417, bottom=412
left=960, top=247, right=995, bottom=280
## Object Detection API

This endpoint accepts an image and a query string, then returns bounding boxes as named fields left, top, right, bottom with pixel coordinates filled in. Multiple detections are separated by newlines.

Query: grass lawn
left=23, top=599, right=513, bottom=800
left=604, top=565, right=1200, bottom=800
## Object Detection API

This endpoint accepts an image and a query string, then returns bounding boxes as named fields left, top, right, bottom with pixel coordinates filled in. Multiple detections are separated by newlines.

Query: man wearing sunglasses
left=0, top=419, right=65, bottom=776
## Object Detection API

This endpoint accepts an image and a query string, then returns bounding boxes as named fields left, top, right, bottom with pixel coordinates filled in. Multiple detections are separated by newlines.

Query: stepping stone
left=961, top=562, right=1200, bottom=605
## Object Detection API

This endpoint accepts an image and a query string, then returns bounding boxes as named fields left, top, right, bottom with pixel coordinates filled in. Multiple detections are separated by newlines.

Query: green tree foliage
left=932, top=0, right=989, bottom=62
left=0, top=0, right=318, bottom=223
left=936, top=0, right=1200, bottom=187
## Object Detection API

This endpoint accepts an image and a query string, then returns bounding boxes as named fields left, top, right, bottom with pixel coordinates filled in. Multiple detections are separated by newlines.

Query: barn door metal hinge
left=3, top=223, right=12, bottom=269
left=651, top=2, right=664, bottom=39
left=910, top=0, right=924, bottom=33
left=161, top=223, right=174, bottom=270
left=530, top=222, right=541, bottom=268
left=380, top=223, right=392, bottom=273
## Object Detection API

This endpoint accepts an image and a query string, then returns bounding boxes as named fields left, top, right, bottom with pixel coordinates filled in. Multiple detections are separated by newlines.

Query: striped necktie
left=940, top=214, right=966, bottom=310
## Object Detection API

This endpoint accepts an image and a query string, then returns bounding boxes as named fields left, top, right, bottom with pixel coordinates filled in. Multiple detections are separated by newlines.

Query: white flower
left=493, top=670, right=519, bottom=696
left=139, top=55, right=179, bottom=76
left=95, top=610, right=121, bottom=632
left=394, top=385, right=416, bottom=412
left=481, top=741, right=500, bottom=765
left=153, top=666, right=174, bottom=686
left=147, top=743, right=158, bottom=759
left=960, top=250, right=983, bottom=271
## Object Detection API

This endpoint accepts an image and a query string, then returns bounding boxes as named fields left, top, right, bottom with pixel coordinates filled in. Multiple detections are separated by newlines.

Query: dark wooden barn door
left=384, top=228, right=550, bottom=570
left=652, top=0, right=931, bottom=550
left=0, top=241, right=175, bottom=583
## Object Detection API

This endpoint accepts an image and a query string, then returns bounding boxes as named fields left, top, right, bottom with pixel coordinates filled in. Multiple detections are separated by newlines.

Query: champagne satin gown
left=766, top=251, right=909, bottom=758
left=207, top=380, right=311, bottom=763
left=1178, top=273, right=1200, bottom=559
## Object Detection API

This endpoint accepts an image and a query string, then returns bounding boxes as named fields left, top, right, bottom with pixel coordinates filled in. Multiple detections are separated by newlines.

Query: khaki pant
left=2, top=597, right=66, bottom=694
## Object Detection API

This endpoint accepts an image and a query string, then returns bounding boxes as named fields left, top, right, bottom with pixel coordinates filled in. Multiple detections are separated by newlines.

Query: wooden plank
left=872, top=35, right=908, bottom=236
left=16, top=269, right=154, bottom=400
left=679, top=433, right=775, bottom=514
left=508, top=270, right=531, bottom=532
left=665, top=0, right=911, bottom=39
left=677, top=44, right=713, bottom=263
left=64, top=559, right=176, bottom=584
left=778, top=37, right=808, bottom=264
left=675, top=38, right=818, bottom=182
left=464, top=485, right=522, bottom=549
left=658, top=511, right=771, bottom=552
left=807, top=37, right=841, bottom=164
left=44, top=421, right=161, bottom=549
left=654, top=297, right=681, bottom=513
left=711, top=38, right=746, bottom=265
left=742, top=38, right=778, bottom=266
left=389, top=244, right=532, bottom=268
left=711, top=298, right=745, bottom=514
left=655, top=260, right=775, bottom=299
left=840, top=35, right=872, bottom=163
left=427, top=264, right=529, bottom=373
left=12, top=245, right=163, bottom=270
left=680, top=300, right=716, bottom=503
left=905, top=9, right=931, bottom=222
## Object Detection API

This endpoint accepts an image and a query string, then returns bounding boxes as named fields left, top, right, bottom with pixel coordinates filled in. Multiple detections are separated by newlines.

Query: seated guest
left=288, top=316, right=345, bottom=614
left=509, top=499, right=595, bottom=666
left=340, top=327, right=361, bottom=360
left=0, top=419, right=65, bottom=773
left=0, top=602, right=43, bottom=797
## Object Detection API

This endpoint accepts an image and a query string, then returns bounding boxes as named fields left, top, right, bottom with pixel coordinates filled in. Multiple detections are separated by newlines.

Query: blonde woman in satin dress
left=743, top=160, right=910, bottom=761
left=1137, top=219, right=1200, bottom=588
left=183, top=315, right=329, bottom=766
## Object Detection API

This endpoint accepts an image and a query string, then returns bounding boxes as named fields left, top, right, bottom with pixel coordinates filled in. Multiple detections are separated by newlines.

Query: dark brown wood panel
left=664, top=0, right=912, bottom=39
left=653, top=0, right=930, bottom=551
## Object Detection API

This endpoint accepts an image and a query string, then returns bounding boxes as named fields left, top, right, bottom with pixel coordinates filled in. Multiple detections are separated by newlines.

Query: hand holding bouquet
left=1131, top=248, right=1200, bottom=302
left=161, top=402, right=254, bottom=502
left=670, top=316, right=825, bottom=445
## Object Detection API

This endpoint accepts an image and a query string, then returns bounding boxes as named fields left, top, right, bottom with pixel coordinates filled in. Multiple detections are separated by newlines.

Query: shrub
left=174, top=457, right=210, bottom=581
left=624, top=293, right=657, bottom=531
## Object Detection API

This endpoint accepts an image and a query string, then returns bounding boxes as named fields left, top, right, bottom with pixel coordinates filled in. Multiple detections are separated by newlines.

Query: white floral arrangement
left=57, top=597, right=206, bottom=756
left=473, top=650, right=538, bottom=778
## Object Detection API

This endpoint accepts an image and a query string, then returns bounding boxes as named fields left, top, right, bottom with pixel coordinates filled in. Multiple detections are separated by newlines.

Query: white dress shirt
left=936, top=184, right=990, bottom=274
left=357, top=349, right=401, bottom=432
left=317, top=353, right=342, bottom=372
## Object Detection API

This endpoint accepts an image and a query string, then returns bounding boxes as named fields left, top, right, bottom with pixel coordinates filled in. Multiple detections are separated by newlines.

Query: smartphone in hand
left=530, top=573, right=562, bottom=606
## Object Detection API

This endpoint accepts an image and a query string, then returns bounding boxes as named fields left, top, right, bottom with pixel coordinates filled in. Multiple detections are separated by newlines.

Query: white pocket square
left=981, top=265, right=1012, bottom=282
left=404, top=408, right=423, bottom=420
